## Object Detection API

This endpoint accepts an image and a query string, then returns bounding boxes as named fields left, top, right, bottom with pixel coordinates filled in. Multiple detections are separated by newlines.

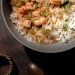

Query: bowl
left=1, top=0, right=75, bottom=53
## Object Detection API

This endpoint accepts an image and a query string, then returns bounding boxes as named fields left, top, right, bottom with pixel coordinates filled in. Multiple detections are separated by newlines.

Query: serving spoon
left=27, top=63, right=44, bottom=75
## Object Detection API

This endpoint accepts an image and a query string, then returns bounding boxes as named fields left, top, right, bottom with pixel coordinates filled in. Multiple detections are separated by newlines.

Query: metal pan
left=1, top=0, right=75, bottom=53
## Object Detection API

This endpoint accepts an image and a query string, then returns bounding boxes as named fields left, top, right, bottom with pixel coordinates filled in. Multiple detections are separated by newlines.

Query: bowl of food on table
left=1, top=0, right=75, bottom=53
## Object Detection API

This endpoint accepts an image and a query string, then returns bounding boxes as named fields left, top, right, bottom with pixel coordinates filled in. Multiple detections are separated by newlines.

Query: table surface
left=0, top=2, right=30, bottom=75
left=0, top=1, right=75, bottom=75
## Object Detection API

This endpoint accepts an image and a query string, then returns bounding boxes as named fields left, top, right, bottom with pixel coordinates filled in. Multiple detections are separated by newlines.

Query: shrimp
left=54, top=18, right=63, bottom=29
left=18, top=6, right=26, bottom=14
left=50, top=0, right=64, bottom=6
left=32, top=9, right=41, bottom=17
left=31, top=0, right=36, bottom=1
left=25, top=2, right=33, bottom=10
left=71, top=0, right=75, bottom=3
left=33, top=17, right=47, bottom=26
left=18, top=2, right=33, bottom=14
left=21, top=20, right=31, bottom=28
left=11, top=0, right=18, bottom=5
left=36, top=0, right=45, bottom=4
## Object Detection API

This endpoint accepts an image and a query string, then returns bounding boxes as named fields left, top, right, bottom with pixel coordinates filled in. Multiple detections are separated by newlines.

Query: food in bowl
left=10, top=0, right=75, bottom=44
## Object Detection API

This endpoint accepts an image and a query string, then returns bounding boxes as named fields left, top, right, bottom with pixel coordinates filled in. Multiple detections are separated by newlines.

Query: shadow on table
left=25, top=47, right=75, bottom=75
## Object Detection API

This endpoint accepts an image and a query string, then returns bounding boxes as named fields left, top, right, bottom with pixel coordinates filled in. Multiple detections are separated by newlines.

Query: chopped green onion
left=65, top=0, right=71, bottom=2
left=25, top=28, right=30, bottom=33
left=15, top=0, right=22, bottom=7
left=64, top=2, right=72, bottom=8
left=63, top=23, right=68, bottom=31
left=33, top=2, right=38, bottom=9
left=29, top=29, right=36, bottom=35
left=41, top=10, right=48, bottom=17
left=27, top=15, right=31, bottom=20
left=42, top=29, right=51, bottom=37
left=34, top=1, right=38, bottom=4
left=15, top=0, right=29, bottom=7
left=21, top=0, right=29, bottom=3
left=65, top=19, right=68, bottom=22
left=34, top=3, right=38, bottom=7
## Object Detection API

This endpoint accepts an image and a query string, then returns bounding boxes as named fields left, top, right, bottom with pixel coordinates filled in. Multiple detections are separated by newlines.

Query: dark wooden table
left=1, top=2, right=75, bottom=75
left=0, top=2, right=30, bottom=75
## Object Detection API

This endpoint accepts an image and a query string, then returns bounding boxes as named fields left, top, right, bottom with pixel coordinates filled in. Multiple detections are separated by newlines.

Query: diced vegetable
left=65, top=19, right=68, bottom=22
left=65, top=0, right=71, bottom=2
left=41, top=10, right=48, bottom=17
left=29, top=29, right=36, bottom=35
left=15, top=0, right=29, bottom=7
left=42, top=29, right=51, bottom=37
left=24, top=28, right=30, bottom=33
left=34, top=2, right=38, bottom=6
left=21, top=0, right=29, bottom=3
left=64, top=2, right=72, bottom=8
left=33, top=2, right=38, bottom=9
left=27, top=15, right=32, bottom=20
left=27, top=16, right=31, bottom=20
left=63, top=23, right=68, bottom=31
left=15, top=0, right=22, bottom=7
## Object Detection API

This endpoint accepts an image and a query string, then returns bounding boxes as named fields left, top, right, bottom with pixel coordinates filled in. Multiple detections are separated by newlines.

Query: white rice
left=10, top=5, right=75, bottom=44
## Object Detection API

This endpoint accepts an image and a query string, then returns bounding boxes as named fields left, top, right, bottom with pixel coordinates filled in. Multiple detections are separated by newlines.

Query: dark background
left=0, top=1, right=75, bottom=75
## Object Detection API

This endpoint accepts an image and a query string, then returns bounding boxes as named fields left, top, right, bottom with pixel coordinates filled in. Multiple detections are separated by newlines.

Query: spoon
left=27, top=63, right=44, bottom=75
